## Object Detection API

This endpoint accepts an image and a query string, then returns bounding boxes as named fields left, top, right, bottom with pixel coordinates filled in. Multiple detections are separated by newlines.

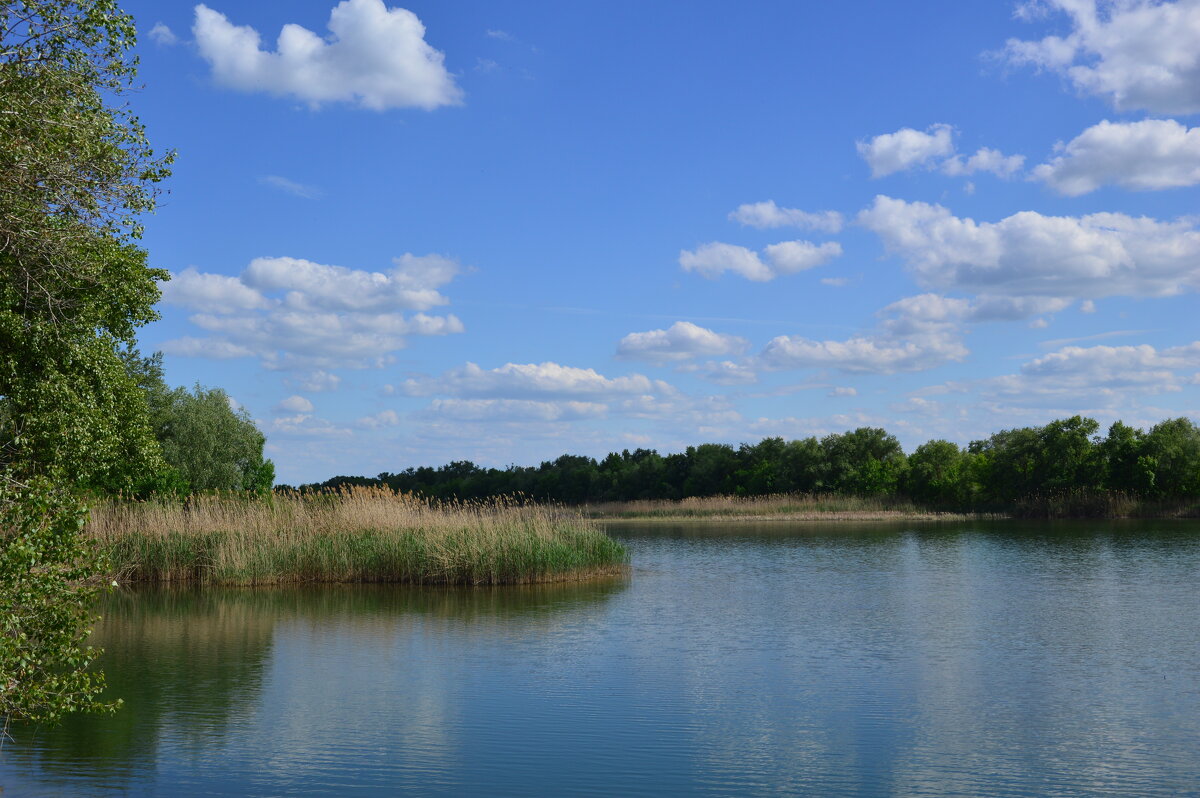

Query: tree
left=156, top=385, right=274, bottom=494
left=1, top=477, right=118, bottom=730
left=1, top=0, right=173, bottom=489
left=1, top=0, right=170, bottom=725
left=903, top=440, right=970, bottom=506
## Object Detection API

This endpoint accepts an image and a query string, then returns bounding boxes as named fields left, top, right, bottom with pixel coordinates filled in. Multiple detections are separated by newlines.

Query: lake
left=3, top=521, right=1200, bottom=796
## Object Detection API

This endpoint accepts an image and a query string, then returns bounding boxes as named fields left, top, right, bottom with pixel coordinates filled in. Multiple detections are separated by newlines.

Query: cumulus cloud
left=858, top=124, right=1024, bottom=180
left=977, top=341, right=1200, bottom=404
left=160, top=253, right=464, bottom=369
left=941, top=147, right=1025, bottom=178
left=357, top=409, right=401, bottom=428
left=728, top=201, right=844, bottom=233
left=260, top=175, right=321, bottom=199
left=617, top=321, right=748, bottom=364
left=148, top=22, right=178, bottom=45
left=160, top=336, right=255, bottom=359
left=683, top=359, right=759, bottom=385
left=193, top=0, right=462, bottom=110
left=758, top=334, right=968, bottom=375
left=269, top=414, right=353, bottom=437
left=274, top=395, right=314, bottom=413
left=1001, top=0, right=1200, bottom=114
left=288, top=370, right=342, bottom=392
left=401, top=361, right=672, bottom=400
left=828, top=386, right=858, bottom=397
left=857, top=124, right=955, bottom=177
left=680, top=240, right=841, bottom=282
left=858, top=195, right=1200, bottom=300
left=1033, top=119, right=1200, bottom=195
left=425, top=399, right=608, bottom=422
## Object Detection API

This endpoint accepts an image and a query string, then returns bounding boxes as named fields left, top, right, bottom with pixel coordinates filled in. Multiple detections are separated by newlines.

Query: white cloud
left=1002, top=0, right=1200, bottom=114
left=485, top=29, right=514, bottom=41
left=275, top=395, right=314, bottom=413
left=679, top=242, right=773, bottom=282
left=985, top=341, right=1200, bottom=402
left=858, top=195, right=1200, bottom=300
left=617, top=321, right=749, bottom=364
left=425, top=399, right=607, bottom=422
left=728, top=201, right=844, bottom=233
left=941, top=147, right=1025, bottom=178
left=357, top=409, right=401, bottom=428
left=857, top=123, right=954, bottom=177
left=1033, top=119, right=1200, bottom=195
left=160, top=336, right=255, bottom=359
left=401, top=361, right=672, bottom=400
left=763, top=240, right=843, bottom=274
left=289, top=370, right=342, bottom=392
left=828, top=386, right=858, bottom=397
left=193, top=0, right=462, bottom=110
left=680, top=359, right=759, bottom=386
left=161, top=267, right=272, bottom=314
left=149, top=22, right=178, bottom=45
left=161, top=253, right=464, bottom=369
left=680, top=239, right=841, bottom=282
left=260, top=175, right=321, bottom=199
left=269, top=414, right=353, bottom=437
left=758, top=333, right=968, bottom=375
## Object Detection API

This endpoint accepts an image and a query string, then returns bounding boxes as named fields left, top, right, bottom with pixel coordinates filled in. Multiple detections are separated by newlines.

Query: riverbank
left=585, top=491, right=1200, bottom=522
left=86, top=488, right=628, bottom=585
left=584, top=494, right=995, bottom=523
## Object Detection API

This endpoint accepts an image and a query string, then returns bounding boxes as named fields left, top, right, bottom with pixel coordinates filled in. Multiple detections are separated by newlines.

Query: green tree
left=1, top=0, right=170, bottom=726
left=1, top=477, right=118, bottom=730
left=903, top=439, right=971, bottom=506
left=1140, top=418, right=1200, bottom=498
left=1, top=0, right=173, bottom=489
left=820, top=428, right=907, bottom=495
left=156, top=385, right=274, bottom=493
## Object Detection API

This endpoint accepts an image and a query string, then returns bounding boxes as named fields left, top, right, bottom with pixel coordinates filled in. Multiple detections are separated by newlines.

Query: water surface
left=4, top=521, right=1200, bottom=796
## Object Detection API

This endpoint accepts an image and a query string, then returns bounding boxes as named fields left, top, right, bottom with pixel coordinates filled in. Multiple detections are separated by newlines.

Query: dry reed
left=86, top=487, right=628, bottom=585
left=585, top=492, right=983, bottom=521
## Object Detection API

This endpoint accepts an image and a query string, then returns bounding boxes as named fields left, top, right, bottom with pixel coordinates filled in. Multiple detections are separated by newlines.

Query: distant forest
left=289, top=416, right=1200, bottom=512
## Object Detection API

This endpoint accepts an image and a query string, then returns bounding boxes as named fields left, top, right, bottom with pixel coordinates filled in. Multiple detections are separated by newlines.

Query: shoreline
left=594, top=510, right=995, bottom=523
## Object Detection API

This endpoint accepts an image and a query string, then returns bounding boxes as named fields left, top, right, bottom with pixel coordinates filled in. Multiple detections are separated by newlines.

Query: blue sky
left=125, top=0, right=1200, bottom=484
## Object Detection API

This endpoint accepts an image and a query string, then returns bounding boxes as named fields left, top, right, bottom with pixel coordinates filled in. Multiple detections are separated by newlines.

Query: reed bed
left=86, top=487, right=628, bottom=586
left=585, top=493, right=982, bottom=521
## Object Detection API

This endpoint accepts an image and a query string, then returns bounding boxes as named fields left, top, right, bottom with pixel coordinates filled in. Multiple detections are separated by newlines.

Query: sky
left=122, top=0, right=1200, bottom=485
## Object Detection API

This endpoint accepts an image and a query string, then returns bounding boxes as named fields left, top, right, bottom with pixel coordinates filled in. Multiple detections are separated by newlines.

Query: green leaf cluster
left=1, top=477, right=119, bottom=728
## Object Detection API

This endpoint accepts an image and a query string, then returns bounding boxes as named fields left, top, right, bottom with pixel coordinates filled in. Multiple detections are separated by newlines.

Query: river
left=3, top=520, right=1200, bottom=796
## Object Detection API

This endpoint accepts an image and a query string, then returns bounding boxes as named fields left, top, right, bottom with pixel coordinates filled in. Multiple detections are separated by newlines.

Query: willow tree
left=1, top=0, right=171, bottom=727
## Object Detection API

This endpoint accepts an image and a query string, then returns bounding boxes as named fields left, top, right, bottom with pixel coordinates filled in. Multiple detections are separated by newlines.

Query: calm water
left=4, top=521, right=1200, bottom=796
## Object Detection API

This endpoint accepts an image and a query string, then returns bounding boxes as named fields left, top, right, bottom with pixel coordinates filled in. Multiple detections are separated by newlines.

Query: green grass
left=87, top=489, right=628, bottom=586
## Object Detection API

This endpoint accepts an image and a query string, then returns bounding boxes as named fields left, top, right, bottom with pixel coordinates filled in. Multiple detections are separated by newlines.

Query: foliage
left=154, top=385, right=274, bottom=494
left=308, top=417, right=1200, bottom=516
left=0, top=0, right=173, bottom=490
left=0, top=0, right=170, bottom=729
left=1, top=478, right=118, bottom=729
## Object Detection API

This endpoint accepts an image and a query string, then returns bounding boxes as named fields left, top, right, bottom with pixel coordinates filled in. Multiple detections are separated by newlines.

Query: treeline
left=294, top=416, right=1200, bottom=513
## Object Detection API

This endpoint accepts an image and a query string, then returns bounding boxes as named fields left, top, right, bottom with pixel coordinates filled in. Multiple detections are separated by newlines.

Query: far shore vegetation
left=298, top=416, right=1200, bottom=520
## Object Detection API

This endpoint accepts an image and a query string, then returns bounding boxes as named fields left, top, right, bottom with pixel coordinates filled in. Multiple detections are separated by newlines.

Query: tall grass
left=86, top=487, right=628, bottom=586
left=584, top=493, right=977, bottom=520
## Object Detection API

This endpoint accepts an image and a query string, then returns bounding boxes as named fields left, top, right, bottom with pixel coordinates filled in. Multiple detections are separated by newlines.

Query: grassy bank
left=585, top=493, right=991, bottom=522
left=86, top=488, right=628, bottom=586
